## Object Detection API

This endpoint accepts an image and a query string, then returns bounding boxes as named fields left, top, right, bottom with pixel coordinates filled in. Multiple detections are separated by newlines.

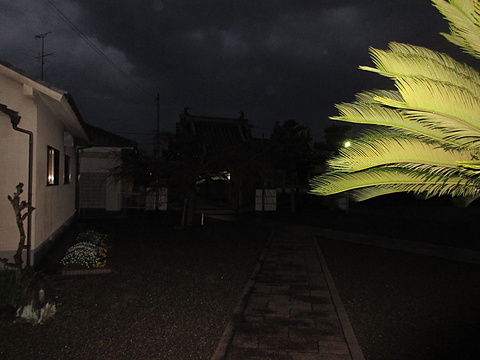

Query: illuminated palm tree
left=310, top=0, right=480, bottom=206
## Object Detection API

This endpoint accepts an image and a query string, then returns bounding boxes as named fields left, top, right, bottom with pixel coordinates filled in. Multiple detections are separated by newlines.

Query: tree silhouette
left=271, top=119, right=314, bottom=212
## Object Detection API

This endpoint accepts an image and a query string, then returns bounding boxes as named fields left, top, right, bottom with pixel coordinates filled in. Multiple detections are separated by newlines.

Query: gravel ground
left=0, top=213, right=270, bottom=360
left=2, top=196, right=480, bottom=360
left=319, top=238, right=480, bottom=360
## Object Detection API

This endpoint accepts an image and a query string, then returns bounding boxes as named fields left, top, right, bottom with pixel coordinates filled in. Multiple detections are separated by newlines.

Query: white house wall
left=34, top=93, right=77, bottom=252
left=0, top=78, right=37, bottom=263
left=0, top=67, right=83, bottom=265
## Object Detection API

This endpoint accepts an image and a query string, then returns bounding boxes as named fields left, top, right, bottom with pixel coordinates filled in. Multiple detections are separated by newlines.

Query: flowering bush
left=75, top=230, right=107, bottom=245
left=60, top=231, right=109, bottom=269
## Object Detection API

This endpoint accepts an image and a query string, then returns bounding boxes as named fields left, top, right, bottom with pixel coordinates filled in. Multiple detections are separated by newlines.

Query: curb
left=210, top=226, right=277, bottom=360
left=61, top=268, right=112, bottom=276
left=314, top=236, right=366, bottom=360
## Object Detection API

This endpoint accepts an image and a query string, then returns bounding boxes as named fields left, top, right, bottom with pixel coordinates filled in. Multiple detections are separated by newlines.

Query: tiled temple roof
left=176, top=111, right=252, bottom=154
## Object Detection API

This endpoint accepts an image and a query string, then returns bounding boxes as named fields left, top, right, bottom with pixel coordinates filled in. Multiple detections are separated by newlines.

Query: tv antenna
left=34, top=31, right=53, bottom=80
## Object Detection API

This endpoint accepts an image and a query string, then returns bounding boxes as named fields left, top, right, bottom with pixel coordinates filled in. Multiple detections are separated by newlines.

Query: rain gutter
left=0, top=104, right=34, bottom=267
left=75, top=145, right=92, bottom=218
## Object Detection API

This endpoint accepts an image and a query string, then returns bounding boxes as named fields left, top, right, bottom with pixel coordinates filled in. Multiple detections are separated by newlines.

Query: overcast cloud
left=0, top=0, right=467, bottom=151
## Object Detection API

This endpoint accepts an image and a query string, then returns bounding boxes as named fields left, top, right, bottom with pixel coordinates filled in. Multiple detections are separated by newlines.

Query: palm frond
left=331, top=102, right=467, bottom=148
left=360, top=43, right=480, bottom=93
left=392, top=77, right=480, bottom=126
left=401, top=109, right=480, bottom=150
left=312, top=0, right=480, bottom=204
left=354, top=89, right=404, bottom=103
left=310, top=168, right=480, bottom=200
left=388, top=42, right=480, bottom=78
left=451, top=194, right=480, bottom=206
left=327, top=135, right=475, bottom=174
left=432, top=0, right=480, bottom=59
left=457, top=159, right=480, bottom=169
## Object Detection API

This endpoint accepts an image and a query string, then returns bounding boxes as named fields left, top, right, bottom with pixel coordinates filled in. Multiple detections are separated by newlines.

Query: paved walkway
left=209, top=212, right=480, bottom=360
left=211, top=225, right=365, bottom=360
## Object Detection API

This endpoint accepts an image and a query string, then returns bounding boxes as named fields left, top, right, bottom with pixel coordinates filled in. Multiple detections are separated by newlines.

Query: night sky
left=0, top=0, right=469, bottom=152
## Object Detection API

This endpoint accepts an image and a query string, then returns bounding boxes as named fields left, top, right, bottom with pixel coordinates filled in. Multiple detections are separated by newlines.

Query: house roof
left=78, top=122, right=137, bottom=148
left=0, top=61, right=89, bottom=141
left=176, top=111, right=252, bottom=154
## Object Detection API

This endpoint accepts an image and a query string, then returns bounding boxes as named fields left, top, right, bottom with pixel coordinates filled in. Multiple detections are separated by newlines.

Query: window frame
left=47, top=146, right=60, bottom=186
left=64, top=154, right=71, bottom=184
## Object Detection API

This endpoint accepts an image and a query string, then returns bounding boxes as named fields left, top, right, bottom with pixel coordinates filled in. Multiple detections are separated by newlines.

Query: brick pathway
left=211, top=225, right=364, bottom=360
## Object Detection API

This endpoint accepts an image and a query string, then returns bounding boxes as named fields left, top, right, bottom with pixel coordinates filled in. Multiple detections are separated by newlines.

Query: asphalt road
left=318, top=237, right=480, bottom=360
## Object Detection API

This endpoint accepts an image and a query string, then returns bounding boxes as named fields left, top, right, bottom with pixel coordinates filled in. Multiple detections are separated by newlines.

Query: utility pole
left=155, top=93, right=160, bottom=211
left=156, top=93, right=160, bottom=157
left=34, top=32, right=53, bottom=80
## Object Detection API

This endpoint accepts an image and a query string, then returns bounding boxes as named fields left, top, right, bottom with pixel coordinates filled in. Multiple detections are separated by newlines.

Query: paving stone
left=256, top=276, right=277, bottom=283
left=290, top=289, right=312, bottom=297
left=241, top=314, right=265, bottom=323
left=274, top=274, right=309, bottom=283
left=231, top=334, right=259, bottom=349
left=276, top=271, right=309, bottom=279
left=272, top=279, right=309, bottom=285
left=312, top=303, right=336, bottom=311
left=262, top=306, right=291, bottom=317
left=290, top=353, right=352, bottom=360
left=259, top=336, right=318, bottom=352
left=252, top=284, right=274, bottom=294
left=311, top=289, right=331, bottom=297
left=291, top=294, right=332, bottom=305
left=263, top=316, right=316, bottom=328
left=277, top=263, right=306, bottom=271
left=269, top=301, right=312, bottom=312
left=226, top=348, right=292, bottom=360
left=261, top=265, right=278, bottom=271
left=309, top=278, right=329, bottom=287
left=290, top=309, right=338, bottom=322
left=235, top=321, right=279, bottom=336
left=317, top=341, right=350, bottom=355
left=291, top=284, right=327, bottom=291
left=315, top=317, right=343, bottom=330
left=289, top=327, right=345, bottom=342
left=268, top=294, right=292, bottom=303
left=244, top=306, right=276, bottom=316
left=270, top=285, right=293, bottom=294
left=248, top=293, right=272, bottom=304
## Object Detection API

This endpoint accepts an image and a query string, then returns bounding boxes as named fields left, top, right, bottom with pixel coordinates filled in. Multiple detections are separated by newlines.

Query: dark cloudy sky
left=0, top=0, right=469, bottom=152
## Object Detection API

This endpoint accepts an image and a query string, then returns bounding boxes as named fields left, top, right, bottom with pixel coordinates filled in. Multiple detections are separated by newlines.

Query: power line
left=44, top=0, right=156, bottom=99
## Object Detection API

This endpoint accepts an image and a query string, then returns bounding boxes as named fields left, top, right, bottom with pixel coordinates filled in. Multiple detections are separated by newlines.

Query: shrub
left=60, top=231, right=109, bottom=269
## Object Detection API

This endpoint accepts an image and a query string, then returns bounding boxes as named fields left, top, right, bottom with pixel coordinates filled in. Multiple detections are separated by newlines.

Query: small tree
left=1, top=183, right=34, bottom=277
left=311, top=0, right=480, bottom=205
left=1, top=184, right=57, bottom=323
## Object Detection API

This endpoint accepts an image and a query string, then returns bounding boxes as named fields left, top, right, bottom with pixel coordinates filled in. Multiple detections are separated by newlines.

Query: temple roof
left=176, top=111, right=252, bottom=154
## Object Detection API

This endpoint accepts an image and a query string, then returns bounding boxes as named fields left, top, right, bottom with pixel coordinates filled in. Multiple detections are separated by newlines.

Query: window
left=47, top=146, right=59, bottom=186
left=64, top=155, right=71, bottom=184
